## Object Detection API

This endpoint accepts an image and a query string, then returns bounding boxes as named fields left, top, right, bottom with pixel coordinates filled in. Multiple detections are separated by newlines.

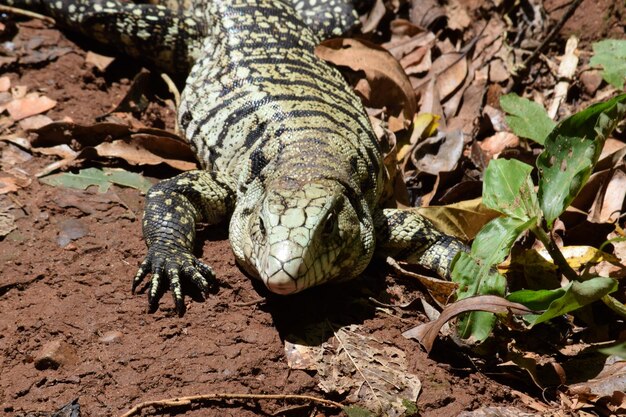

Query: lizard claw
left=132, top=244, right=215, bottom=315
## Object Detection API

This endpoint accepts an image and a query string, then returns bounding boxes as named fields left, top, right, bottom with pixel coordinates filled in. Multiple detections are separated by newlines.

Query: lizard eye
left=322, top=212, right=336, bottom=237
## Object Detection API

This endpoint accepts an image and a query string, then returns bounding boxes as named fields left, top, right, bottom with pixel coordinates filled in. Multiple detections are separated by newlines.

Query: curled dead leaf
left=316, top=38, right=416, bottom=131
left=402, top=295, right=535, bottom=353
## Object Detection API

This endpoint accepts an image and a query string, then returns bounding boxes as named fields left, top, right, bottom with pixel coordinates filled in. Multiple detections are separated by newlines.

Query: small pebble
left=580, top=70, right=603, bottom=96
left=34, top=340, right=78, bottom=370
left=99, top=331, right=123, bottom=344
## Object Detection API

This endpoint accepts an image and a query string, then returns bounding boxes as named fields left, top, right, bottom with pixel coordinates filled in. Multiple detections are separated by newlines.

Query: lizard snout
left=261, top=241, right=307, bottom=295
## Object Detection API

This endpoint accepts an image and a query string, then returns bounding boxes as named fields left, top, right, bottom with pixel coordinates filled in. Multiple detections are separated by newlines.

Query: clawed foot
left=132, top=244, right=215, bottom=315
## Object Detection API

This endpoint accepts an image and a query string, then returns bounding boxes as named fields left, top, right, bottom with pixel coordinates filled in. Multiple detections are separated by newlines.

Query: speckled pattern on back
left=3, top=0, right=468, bottom=313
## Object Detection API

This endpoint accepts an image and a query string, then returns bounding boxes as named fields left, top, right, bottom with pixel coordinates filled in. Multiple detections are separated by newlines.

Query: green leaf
left=471, top=216, right=535, bottom=269
left=500, top=93, right=556, bottom=145
left=598, top=341, right=626, bottom=359
left=591, top=39, right=626, bottom=89
left=507, top=287, right=566, bottom=311
left=452, top=252, right=506, bottom=341
left=451, top=216, right=534, bottom=340
left=483, top=159, right=541, bottom=221
left=515, top=277, right=618, bottom=326
left=40, top=167, right=153, bottom=193
left=537, top=94, right=626, bottom=227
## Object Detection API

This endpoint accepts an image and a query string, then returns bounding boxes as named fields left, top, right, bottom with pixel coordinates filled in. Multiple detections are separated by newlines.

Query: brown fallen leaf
left=316, top=38, right=416, bottom=132
left=85, top=51, right=115, bottom=72
left=402, top=295, right=535, bottom=353
left=410, top=0, right=446, bottom=28
left=444, top=0, right=471, bottom=31
left=412, top=130, right=464, bottom=175
left=361, top=0, right=386, bottom=33
left=432, top=53, right=468, bottom=99
left=402, top=46, right=433, bottom=75
left=0, top=76, right=10, bottom=92
left=6, top=94, right=56, bottom=121
left=383, top=19, right=435, bottom=61
left=588, top=168, right=626, bottom=224
left=0, top=209, right=16, bottom=237
left=1, top=143, right=32, bottom=166
left=0, top=174, right=19, bottom=194
left=387, top=257, right=457, bottom=304
left=479, top=131, right=520, bottom=159
left=29, top=122, right=197, bottom=174
left=568, top=357, right=626, bottom=399
left=95, top=137, right=197, bottom=171
left=447, top=74, right=487, bottom=135
left=414, top=197, right=500, bottom=241
left=18, top=114, right=53, bottom=131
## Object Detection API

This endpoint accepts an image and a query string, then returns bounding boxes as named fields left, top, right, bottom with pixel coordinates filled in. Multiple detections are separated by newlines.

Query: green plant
left=451, top=93, right=626, bottom=341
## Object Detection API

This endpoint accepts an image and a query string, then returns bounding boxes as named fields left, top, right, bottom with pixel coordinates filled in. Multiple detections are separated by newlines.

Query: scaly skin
left=3, top=0, right=469, bottom=313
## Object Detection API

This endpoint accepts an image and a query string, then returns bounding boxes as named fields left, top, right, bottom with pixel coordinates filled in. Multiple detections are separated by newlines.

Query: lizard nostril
left=258, top=217, right=266, bottom=236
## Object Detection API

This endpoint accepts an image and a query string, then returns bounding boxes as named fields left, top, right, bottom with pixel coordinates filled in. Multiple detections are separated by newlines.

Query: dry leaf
left=316, top=38, right=416, bottom=131
left=318, top=324, right=421, bottom=417
left=412, top=130, right=463, bottom=175
left=6, top=94, right=56, bottom=121
left=19, top=114, right=53, bottom=131
left=0, top=209, right=16, bottom=237
left=0, top=174, right=19, bottom=194
left=457, top=407, right=539, bottom=417
left=410, top=0, right=446, bottom=28
left=387, top=257, right=457, bottom=304
left=569, top=357, right=626, bottom=399
left=85, top=51, right=115, bottom=72
left=0, top=76, right=10, bottom=92
left=419, top=78, right=445, bottom=127
left=445, top=0, right=471, bottom=31
left=402, top=295, right=535, bottom=352
left=414, top=197, right=500, bottom=241
left=588, top=168, right=626, bottom=224
left=430, top=53, right=468, bottom=100
left=95, top=137, right=197, bottom=171
left=480, top=132, right=520, bottom=158
left=447, top=75, right=487, bottom=135
left=361, top=0, right=386, bottom=33
left=1, top=143, right=32, bottom=166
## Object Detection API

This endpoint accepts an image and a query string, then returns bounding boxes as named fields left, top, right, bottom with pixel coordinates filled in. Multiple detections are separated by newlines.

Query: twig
left=0, top=5, right=55, bottom=24
left=120, top=393, right=344, bottom=417
left=160, top=73, right=181, bottom=134
left=232, top=297, right=266, bottom=307
left=517, top=0, right=583, bottom=74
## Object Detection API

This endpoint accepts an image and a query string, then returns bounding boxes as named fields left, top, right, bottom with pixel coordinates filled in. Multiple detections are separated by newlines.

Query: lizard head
left=231, top=180, right=375, bottom=295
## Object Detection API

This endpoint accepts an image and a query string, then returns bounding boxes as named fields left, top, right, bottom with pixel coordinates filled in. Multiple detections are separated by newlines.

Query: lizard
left=2, top=0, right=469, bottom=314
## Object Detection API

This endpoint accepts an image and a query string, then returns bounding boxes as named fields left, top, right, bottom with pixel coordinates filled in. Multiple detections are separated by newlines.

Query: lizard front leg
left=373, top=208, right=469, bottom=279
left=133, top=170, right=236, bottom=314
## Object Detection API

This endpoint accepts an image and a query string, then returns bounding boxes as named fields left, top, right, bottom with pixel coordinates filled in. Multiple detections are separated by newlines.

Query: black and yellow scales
left=3, top=0, right=469, bottom=313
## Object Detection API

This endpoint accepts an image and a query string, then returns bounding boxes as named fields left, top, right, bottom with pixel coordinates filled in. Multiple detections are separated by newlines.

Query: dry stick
left=517, top=0, right=583, bottom=75
left=0, top=5, right=55, bottom=24
left=120, top=393, right=344, bottom=417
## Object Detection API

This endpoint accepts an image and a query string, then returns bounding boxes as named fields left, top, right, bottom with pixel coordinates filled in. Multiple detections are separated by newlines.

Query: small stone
left=34, top=340, right=78, bottom=370
left=99, top=330, right=123, bottom=344
left=580, top=70, right=603, bottom=96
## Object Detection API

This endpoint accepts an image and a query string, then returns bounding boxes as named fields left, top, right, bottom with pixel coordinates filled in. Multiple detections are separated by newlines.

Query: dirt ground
left=0, top=1, right=623, bottom=416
